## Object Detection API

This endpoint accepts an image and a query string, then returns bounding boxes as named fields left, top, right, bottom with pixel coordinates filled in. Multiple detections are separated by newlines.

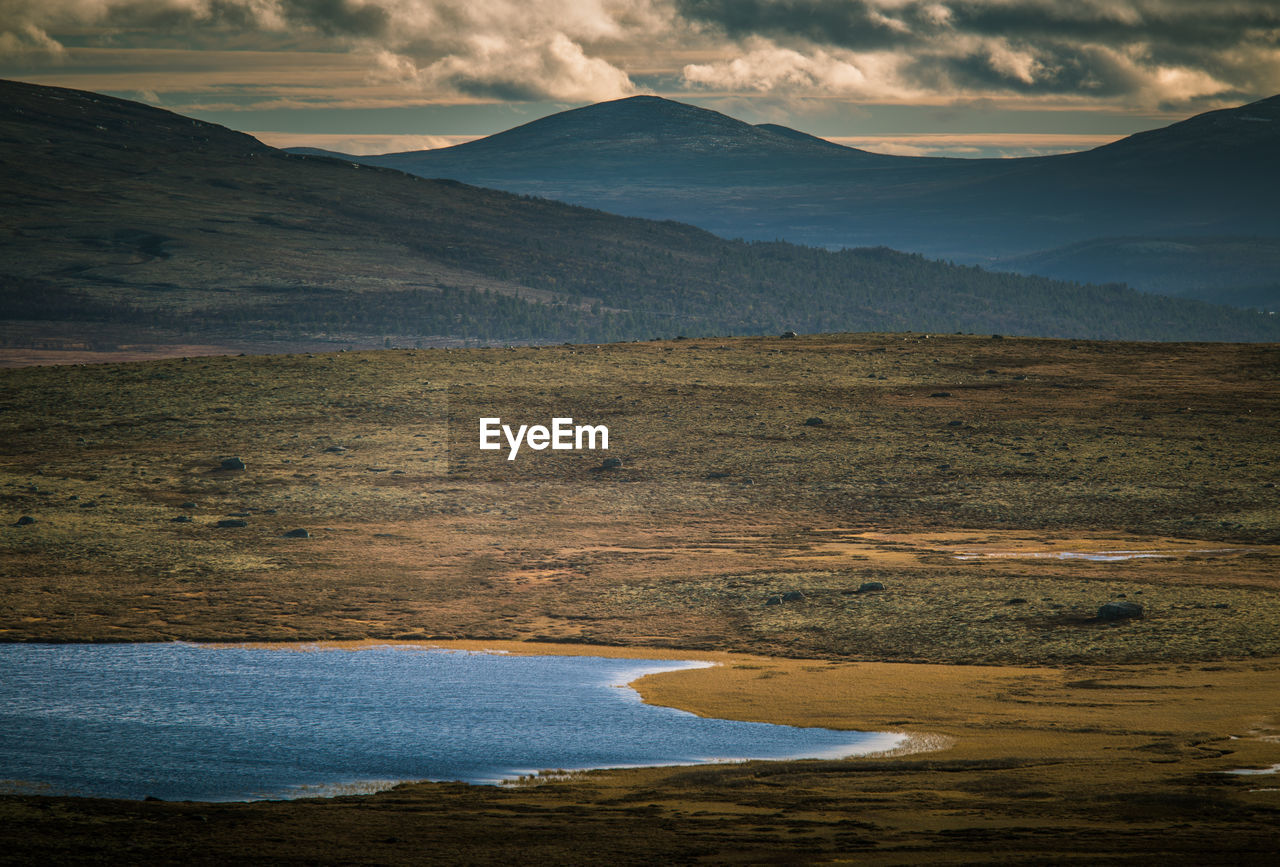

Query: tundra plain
left=1, top=333, right=1278, bottom=863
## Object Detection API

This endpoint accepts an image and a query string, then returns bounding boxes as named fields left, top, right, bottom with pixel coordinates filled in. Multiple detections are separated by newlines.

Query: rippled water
left=0, top=643, right=900, bottom=801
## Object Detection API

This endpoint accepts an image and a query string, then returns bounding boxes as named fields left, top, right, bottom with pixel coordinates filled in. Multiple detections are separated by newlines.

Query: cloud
left=0, top=0, right=647, bottom=101
left=682, top=39, right=915, bottom=100
left=1, top=0, right=1277, bottom=112
left=676, top=0, right=1280, bottom=108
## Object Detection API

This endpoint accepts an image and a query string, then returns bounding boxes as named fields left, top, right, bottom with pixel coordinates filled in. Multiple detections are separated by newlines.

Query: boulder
left=857, top=581, right=885, bottom=593
left=216, top=518, right=248, bottom=528
left=601, top=457, right=623, bottom=469
left=765, top=595, right=783, bottom=606
left=220, top=457, right=246, bottom=471
left=781, top=590, right=806, bottom=602
left=780, top=331, right=798, bottom=339
left=14, top=515, right=35, bottom=526
left=1097, top=600, right=1144, bottom=621
left=171, top=516, right=193, bottom=523
left=282, top=528, right=311, bottom=539
left=803, top=417, right=825, bottom=426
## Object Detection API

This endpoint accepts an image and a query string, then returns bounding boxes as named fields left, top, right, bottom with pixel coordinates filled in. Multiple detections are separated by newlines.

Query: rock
left=706, top=471, right=731, bottom=479
left=1097, top=600, right=1144, bottom=621
left=14, top=515, right=35, bottom=526
left=857, top=581, right=885, bottom=593
left=947, top=420, right=964, bottom=427
left=216, top=519, right=248, bottom=528
left=171, top=516, right=193, bottom=523
left=324, top=445, right=347, bottom=453
left=1005, top=597, right=1028, bottom=605
left=930, top=391, right=952, bottom=398
left=803, top=417, right=825, bottom=426
left=601, top=457, right=623, bottom=469
left=780, top=330, right=798, bottom=339
left=780, top=590, right=806, bottom=602
left=282, top=528, right=311, bottom=539
left=765, top=595, right=783, bottom=606
left=220, top=457, right=246, bottom=471
left=180, top=502, right=197, bottom=509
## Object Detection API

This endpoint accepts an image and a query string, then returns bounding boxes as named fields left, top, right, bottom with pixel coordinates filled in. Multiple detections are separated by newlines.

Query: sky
left=2, top=0, right=1278, bottom=158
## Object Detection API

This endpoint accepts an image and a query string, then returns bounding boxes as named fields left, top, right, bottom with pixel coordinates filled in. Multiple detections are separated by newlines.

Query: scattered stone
left=991, top=334, right=1004, bottom=340
left=220, top=457, right=246, bottom=471
left=323, top=446, right=347, bottom=453
left=1097, top=600, right=1144, bottom=621
left=802, top=417, right=825, bottom=426
left=765, top=595, right=783, bottom=606
left=781, top=590, right=806, bottom=602
left=282, top=528, right=311, bottom=539
left=706, top=471, right=731, bottom=479
left=1005, top=597, right=1028, bottom=605
left=180, top=502, right=197, bottom=509
left=216, top=519, right=248, bottom=528
left=14, top=515, right=35, bottom=526
left=857, top=581, right=885, bottom=593
left=601, top=457, right=623, bottom=469
left=930, top=391, right=952, bottom=398
left=947, top=420, right=964, bottom=427
left=171, top=516, right=193, bottom=523
left=228, top=511, right=251, bottom=517
left=780, top=330, right=798, bottom=339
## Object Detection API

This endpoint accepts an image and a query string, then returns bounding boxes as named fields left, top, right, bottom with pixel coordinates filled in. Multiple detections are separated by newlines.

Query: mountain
left=335, top=95, right=1280, bottom=305
left=999, top=237, right=1280, bottom=312
left=3, top=78, right=1278, bottom=346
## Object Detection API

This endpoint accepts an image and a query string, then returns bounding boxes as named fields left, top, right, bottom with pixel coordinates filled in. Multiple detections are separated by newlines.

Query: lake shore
left=3, top=640, right=1279, bottom=863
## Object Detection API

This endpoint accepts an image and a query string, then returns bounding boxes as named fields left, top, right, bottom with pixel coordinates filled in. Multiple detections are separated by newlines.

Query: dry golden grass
left=1, top=333, right=1278, bottom=862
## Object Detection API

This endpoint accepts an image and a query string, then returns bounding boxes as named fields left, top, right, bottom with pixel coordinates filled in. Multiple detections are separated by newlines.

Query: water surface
left=0, top=643, right=899, bottom=801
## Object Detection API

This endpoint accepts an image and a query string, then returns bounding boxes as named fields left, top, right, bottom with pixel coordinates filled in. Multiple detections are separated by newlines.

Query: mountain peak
left=375, top=94, right=863, bottom=165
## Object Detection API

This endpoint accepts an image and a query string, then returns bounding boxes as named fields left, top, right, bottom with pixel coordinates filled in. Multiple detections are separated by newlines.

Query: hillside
left=344, top=95, right=1280, bottom=304
left=998, top=237, right=1280, bottom=311
left=2, top=79, right=1279, bottom=345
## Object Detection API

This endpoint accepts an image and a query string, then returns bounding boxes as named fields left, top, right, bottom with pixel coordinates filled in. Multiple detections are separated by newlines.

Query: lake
left=0, top=643, right=901, bottom=801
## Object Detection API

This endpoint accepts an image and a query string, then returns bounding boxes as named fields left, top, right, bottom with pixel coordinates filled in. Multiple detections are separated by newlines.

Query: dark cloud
left=677, top=0, right=1280, bottom=51
left=675, top=0, right=1280, bottom=101
left=278, top=0, right=392, bottom=38
left=908, top=42, right=1143, bottom=96
left=675, top=0, right=931, bottom=49
left=947, top=1, right=1280, bottom=49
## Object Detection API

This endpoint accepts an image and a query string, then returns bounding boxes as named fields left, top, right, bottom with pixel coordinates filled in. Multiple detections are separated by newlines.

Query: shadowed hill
left=3, top=79, right=1279, bottom=345
left=341, top=94, right=1280, bottom=304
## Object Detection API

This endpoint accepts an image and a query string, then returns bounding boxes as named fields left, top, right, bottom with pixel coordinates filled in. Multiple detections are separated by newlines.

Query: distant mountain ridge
left=3, top=78, right=1278, bottom=345
left=326, top=94, right=1280, bottom=308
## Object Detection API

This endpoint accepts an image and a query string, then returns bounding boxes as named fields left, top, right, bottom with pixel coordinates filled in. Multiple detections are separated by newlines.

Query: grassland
left=1, top=333, right=1278, bottom=863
